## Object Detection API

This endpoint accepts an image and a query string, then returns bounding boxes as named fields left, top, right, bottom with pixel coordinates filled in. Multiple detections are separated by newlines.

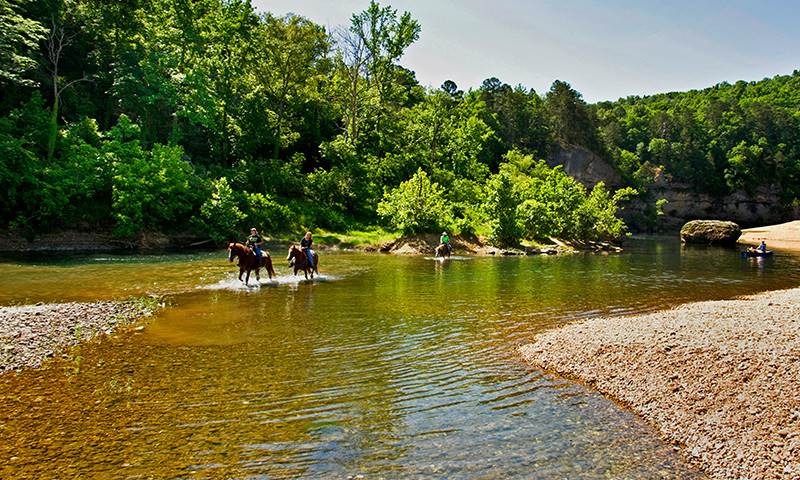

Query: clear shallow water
left=2, top=237, right=800, bottom=478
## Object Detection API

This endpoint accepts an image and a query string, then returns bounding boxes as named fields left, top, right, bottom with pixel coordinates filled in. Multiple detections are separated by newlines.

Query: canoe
left=741, top=250, right=773, bottom=257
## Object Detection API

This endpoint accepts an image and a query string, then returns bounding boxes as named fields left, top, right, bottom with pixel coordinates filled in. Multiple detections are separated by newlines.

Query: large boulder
left=680, top=220, right=741, bottom=244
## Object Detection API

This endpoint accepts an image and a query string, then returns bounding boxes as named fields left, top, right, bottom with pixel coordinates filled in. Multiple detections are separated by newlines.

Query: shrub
left=193, top=177, right=247, bottom=243
left=486, top=170, right=522, bottom=246
left=377, top=168, right=453, bottom=234
left=246, top=191, right=290, bottom=232
left=109, top=116, right=195, bottom=236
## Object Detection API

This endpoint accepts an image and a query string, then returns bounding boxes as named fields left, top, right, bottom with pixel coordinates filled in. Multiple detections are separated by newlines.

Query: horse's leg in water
left=255, top=267, right=260, bottom=282
left=244, top=258, right=253, bottom=284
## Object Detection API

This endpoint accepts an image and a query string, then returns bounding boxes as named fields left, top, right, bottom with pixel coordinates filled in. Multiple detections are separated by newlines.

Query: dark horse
left=227, top=242, right=276, bottom=284
left=287, top=245, right=319, bottom=279
left=435, top=243, right=451, bottom=258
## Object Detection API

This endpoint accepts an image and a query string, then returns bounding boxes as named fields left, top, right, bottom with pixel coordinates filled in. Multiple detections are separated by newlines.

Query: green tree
left=485, top=168, right=521, bottom=246
left=194, top=177, right=247, bottom=242
left=479, top=78, right=548, bottom=156
left=108, top=115, right=195, bottom=236
left=545, top=80, right=598, bottom=150
left=333, top=0, right=420, bottom=145
left=246, top=191, right=290, bottom=232
left=253, top=13, right=330, bottom=159
left=571, top=183, right=636, bottom=240
left=724, top=140, right=766, bottom=192
left=496, top=151, right=634, bottom=242
left=349, top=0, right=420, bottom=105
left=0, top=92, right=53, bottom=226
left=377, top=168, right=451, bottom=233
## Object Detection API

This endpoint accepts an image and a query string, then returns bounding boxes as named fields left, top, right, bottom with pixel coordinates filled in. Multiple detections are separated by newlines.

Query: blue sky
left=251, top=0, right=800, bottom=103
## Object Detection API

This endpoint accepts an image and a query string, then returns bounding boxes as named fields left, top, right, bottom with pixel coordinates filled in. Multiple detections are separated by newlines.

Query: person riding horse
left=247, top=228, right=264, bottom=261
left=439, top=231, right=451, bottom=255
left=229, top=228, right=274, bottom=285
left=299, top=232, right=315, bottom=269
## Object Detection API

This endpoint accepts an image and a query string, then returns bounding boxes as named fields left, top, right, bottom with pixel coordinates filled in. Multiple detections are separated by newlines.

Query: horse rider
left=246, top=228, right=264, bottom=261
left=300, top=231, right=315, bottom=269
left=440, top=231, right=451, bottom=255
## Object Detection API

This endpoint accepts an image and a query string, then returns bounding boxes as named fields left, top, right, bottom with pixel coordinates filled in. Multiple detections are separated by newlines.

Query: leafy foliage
left=485, top=169, right=521, bottom=246
left=0, top=0, right=46, bottom=86
left=194, top=177, right=247, bottom=243
left=3, top=0, right=796, bottom=245
left=377, top=168, right=453, bottom=234
left=109, top=116, right=196, bottom=236
left=487, top=152, right=636, bottom=245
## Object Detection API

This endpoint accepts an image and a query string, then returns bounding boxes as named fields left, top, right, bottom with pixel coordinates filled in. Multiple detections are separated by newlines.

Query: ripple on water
left=202, top=273, right=340, bottom=292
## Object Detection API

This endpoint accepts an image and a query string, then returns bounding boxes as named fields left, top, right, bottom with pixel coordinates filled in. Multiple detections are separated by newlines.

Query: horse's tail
left=262, top=253, right=277, bottom=278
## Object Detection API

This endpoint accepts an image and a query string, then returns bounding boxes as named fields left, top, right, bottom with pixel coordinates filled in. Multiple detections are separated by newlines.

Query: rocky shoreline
left=519, top=288, right=800, bottom=479
left=0, top=228, right=616, bottom=257
left=0, top=300, right=162, bottom=374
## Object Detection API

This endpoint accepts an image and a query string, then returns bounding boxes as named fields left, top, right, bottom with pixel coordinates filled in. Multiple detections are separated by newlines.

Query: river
left=1, top=237, right=799, bottom=478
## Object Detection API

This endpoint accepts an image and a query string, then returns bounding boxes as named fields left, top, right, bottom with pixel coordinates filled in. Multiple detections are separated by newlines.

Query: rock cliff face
left=627, top=183, right=790, bottom=231
left=545, top=145, right=622, bottom=190
left=546, top=145, right=797, bottom=232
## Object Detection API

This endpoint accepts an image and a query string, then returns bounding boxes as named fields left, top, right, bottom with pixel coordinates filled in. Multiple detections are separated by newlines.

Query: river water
left=1, top=237, right=799, bottom=479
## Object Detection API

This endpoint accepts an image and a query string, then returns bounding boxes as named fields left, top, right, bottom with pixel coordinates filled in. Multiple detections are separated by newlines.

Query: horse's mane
left=229, top=241, right=249, bottom=252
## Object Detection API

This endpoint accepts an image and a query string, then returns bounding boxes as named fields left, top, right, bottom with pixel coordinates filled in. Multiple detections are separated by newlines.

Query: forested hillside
left=2, top=0, right=798, bottom=245
left=595, top=76, right=800, bottom=200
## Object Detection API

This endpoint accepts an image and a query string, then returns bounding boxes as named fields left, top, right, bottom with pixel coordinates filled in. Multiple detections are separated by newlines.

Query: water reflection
left=3, top=238, right=800, bottom=478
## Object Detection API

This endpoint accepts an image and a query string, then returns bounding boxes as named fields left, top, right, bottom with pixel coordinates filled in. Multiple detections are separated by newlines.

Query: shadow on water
left=3, top=237, right=800, bottom=478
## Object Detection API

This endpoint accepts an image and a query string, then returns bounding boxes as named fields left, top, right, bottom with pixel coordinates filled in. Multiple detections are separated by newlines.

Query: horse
left=435, top=243, right=451, bottom=258
left=227, top=242, right=276, bottom=284
left=287, top=245, right=319, bottom=279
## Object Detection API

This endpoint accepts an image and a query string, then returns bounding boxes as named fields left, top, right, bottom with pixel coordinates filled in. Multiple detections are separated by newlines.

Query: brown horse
left=435, top=243, right=451, bottom=258
left=287, top=245, right=319, bottom=279
left=227, top=242, right=276, bottom=284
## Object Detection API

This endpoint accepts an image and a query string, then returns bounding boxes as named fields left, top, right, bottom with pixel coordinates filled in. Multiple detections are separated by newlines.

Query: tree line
left=2, top=0, right=798, bottom=246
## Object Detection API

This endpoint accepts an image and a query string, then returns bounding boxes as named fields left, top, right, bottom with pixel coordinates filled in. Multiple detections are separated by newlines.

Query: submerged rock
left=680, top=220, right=741, bottom=244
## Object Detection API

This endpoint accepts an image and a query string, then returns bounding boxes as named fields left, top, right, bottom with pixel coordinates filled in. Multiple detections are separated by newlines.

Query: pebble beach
left=0, top=300, right=160, bottom=373
left=520, top=222, right=800, bottom=479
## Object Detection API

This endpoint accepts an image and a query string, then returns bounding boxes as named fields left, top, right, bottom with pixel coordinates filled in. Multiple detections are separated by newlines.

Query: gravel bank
left=0, top=300, right=161, bottom=373
left=519, top=288, right=800, bottom=479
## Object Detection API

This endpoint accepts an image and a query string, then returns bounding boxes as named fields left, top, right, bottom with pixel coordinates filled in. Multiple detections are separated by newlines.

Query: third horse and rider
left=436, top=231, right=452, bottom=257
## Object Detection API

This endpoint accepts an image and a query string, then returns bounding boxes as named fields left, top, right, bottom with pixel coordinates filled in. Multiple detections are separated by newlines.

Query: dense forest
left=2, top=0, right=800, bottom=246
